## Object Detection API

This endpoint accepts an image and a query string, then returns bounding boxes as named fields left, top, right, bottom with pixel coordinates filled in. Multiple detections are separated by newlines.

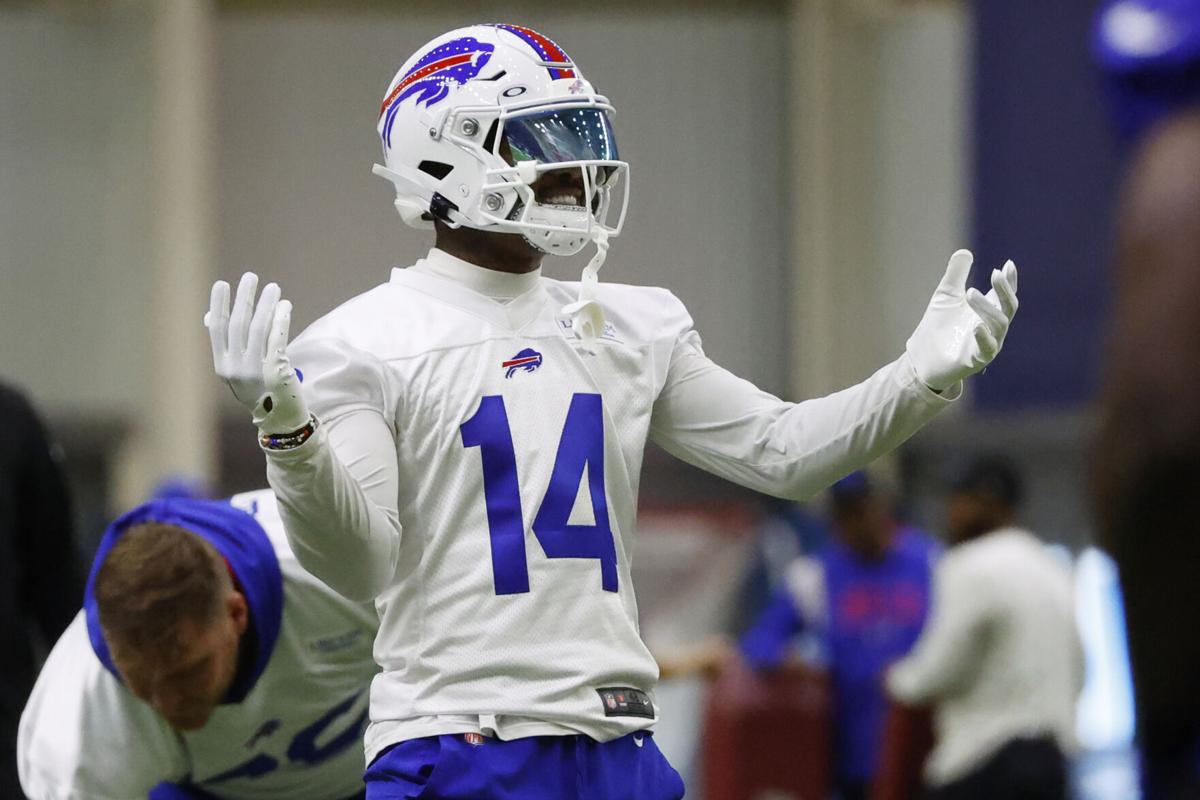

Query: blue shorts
left=364, top=732, right=685, bottom=800
left=149, top=782, right=364, bottom=799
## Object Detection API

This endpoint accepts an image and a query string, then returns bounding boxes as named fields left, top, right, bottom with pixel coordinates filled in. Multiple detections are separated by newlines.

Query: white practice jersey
left=18, top=490, right=380, bottom=800
left=264, top=249, right=953, bottom=761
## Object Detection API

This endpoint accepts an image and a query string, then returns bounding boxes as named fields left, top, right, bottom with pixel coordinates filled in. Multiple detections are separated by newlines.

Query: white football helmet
left=373, top=24, right=629, bottom=258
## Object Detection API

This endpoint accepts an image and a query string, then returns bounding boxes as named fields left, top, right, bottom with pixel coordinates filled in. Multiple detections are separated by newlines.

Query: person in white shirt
left=204, top=23, right=1021, bottom=799
left=17, top=490, right=379, bottom=800
left=886, top=457, right=1084, bottom=800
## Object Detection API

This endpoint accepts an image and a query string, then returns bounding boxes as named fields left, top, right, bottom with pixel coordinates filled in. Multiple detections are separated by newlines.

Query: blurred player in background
left=18, top=490, right=378, bottom=800
left=740, top=471, right=936, bottom=800
left=0, top=382, right=83, bottom=799
left=886, top=457, right=1083, bottom=800
left=1093, top=1, right=1200, bottom=796
left=205, top=23, right=1020, bottom=799
left=661, top=470, right=938, bottom=800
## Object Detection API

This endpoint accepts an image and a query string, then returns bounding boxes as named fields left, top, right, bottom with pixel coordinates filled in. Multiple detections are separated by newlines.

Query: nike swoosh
left=633, top=735, right=644, bottom=748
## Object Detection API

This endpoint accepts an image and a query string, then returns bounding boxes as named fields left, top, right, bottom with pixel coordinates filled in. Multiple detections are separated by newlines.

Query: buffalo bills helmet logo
left=502, top=348, right=543, bottom=378
left=379, top=37, right=495, bottom=146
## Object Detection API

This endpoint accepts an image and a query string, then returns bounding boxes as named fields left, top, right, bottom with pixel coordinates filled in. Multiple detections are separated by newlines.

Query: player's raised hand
left=205, top=273, right=311, bottom=436
left=905, top=250, right=1019, bottom=392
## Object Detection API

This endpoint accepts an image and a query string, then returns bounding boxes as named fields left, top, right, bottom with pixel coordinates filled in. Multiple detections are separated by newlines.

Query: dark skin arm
left=1093, top=109, right=1200, bottom=796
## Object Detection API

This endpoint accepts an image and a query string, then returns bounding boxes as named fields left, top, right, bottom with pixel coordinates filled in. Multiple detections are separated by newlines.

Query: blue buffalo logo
left=502, top=348, right=543, bottom=378
left=379, top=37, right=495, bottom=146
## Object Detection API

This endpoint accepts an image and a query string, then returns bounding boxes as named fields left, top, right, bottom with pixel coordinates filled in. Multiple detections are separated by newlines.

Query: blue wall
left=972, top=0, right=1121, bottom=410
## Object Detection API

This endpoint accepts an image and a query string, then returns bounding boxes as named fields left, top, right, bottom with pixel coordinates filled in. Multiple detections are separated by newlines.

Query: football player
left=205, top=24, right=1020, bottom=799
left=18, top=490, right=378, bottom=799
left=1093, top=1, right=1200, bottom=796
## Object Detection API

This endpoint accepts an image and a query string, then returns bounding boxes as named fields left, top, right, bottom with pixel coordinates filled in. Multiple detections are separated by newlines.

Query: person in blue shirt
left=737, top=471, right=938, bottom=800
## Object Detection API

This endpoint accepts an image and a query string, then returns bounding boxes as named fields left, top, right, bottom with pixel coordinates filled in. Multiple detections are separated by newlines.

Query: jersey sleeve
left=289, top=333, right=395, bottom=423
left=18, top=615, right=187, bottom=800
left=738, top=556, right=824, bottom=670
left=648, top=294, right=954, bottom=500
left=739, top=587, right=805, bottom=670
left=264, top=335, right=403, bottom=602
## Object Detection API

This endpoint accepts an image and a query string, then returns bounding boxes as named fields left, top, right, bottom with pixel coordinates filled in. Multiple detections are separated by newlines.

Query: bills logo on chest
left=502, top=348, right=543, bottom=378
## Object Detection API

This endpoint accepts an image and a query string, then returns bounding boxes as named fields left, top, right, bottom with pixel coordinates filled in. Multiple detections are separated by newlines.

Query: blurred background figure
left=662, top=470, right=938, bottom=800
left=0, top=382, right=84, bottom=799
left=1093, top=1, right=1200, bottom=796
left=742, top=471, right=938, bottom=800
left=886, top=457, right=1084, bottom=800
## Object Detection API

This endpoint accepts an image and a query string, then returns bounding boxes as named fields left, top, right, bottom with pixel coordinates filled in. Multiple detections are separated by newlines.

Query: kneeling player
left=18, top=489, right=378, bottom=800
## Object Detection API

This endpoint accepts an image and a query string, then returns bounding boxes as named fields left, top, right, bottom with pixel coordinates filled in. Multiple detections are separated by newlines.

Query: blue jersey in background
left=740, top=526, right=938, bottom=787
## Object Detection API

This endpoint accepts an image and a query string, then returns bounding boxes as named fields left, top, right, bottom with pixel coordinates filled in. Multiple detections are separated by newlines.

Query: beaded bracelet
left=260, top=416, right=319, bottom=451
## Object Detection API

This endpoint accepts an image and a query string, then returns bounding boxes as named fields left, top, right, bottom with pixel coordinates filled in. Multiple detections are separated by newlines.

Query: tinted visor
left=502, top=108, right=619, bottom=171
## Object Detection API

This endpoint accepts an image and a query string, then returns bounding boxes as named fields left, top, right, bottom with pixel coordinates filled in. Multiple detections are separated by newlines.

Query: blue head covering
left=83, top=497, right=284, bottom=704
left=1094, top=0, right=1200, bottom=140
left=830, top=470, right=872, bottom=509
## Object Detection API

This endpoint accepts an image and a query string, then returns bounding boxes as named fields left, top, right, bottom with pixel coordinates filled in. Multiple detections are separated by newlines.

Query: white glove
left=205, top=272, right=310, bottom=435
left=905, top=249, right=1019, bottom=392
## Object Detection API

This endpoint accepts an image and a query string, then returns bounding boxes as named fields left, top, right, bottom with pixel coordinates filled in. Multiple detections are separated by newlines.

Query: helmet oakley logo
left=502, top=348, right=543, bottom=378
left=502, top=85, right=528, bottom=98
left=379, top=37, right=495, bottom=146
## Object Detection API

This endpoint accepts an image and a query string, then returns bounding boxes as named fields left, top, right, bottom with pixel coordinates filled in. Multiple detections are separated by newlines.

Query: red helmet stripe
left=493, top=24, right=577, bottom=79
left=504, top=24, right=568, bottom=62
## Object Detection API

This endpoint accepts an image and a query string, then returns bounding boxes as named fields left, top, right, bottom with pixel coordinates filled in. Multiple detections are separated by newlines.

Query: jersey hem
left=363, top=715, right=657, bottom=764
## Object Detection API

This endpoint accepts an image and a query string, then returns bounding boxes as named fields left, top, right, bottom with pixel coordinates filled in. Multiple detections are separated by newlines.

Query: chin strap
left=560, top=227, right=610, bottom=354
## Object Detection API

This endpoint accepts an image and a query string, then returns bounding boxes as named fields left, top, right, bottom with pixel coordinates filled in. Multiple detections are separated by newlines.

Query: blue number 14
left=460, top=393, right=617, bottom=595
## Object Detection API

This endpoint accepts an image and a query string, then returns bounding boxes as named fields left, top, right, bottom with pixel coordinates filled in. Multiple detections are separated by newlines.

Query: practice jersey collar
left=419, top=248, right=543, bottom=302
left=391, top=248, right=549, bottom=332
left=83, top=496, right=284, bottom=704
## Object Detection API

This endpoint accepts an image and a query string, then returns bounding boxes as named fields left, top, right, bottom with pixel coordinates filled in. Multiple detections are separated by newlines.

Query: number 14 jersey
left=266, top=248, right=952, bottom=762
